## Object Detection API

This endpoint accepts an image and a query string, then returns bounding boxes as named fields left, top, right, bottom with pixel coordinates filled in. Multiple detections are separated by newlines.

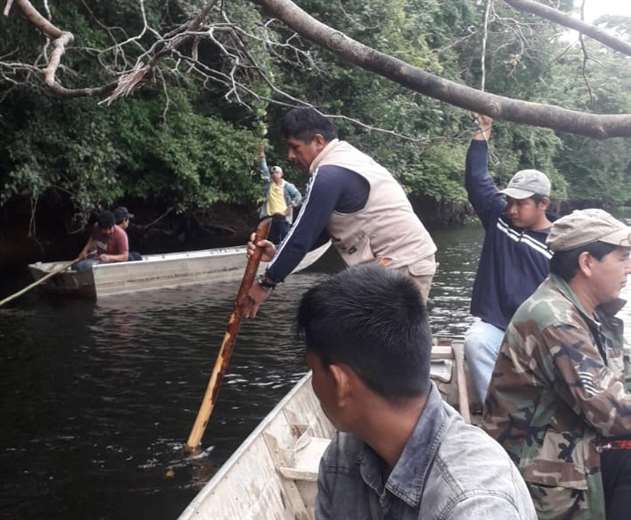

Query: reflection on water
left=8, top=220, right=609, bottom=519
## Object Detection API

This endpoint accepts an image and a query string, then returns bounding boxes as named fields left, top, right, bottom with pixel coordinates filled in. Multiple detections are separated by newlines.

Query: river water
left=0, top=222, right=627, bottom=520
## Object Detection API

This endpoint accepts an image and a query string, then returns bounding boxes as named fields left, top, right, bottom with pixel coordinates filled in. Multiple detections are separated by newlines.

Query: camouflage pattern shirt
left=482, top=274, right=631, bottom=520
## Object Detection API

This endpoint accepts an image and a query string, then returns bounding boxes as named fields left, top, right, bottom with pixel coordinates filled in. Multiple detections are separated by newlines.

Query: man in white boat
left=483, top=209, right=631, bottom=520
left=257, top=143, right=302, bottom=245
left=73, top=210, right=129, bottom=272
left=464, top=114, right=553, bottom=404
left=113, top=206, right=142, bottom=261
left=297, top=265, right=536, bottom=519
left=244, top=108, right=437, bottom=318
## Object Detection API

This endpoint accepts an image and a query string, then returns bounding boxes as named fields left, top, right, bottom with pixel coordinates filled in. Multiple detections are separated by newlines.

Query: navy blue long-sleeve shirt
left=265, top=165, right=369, bottom=283
left=466, top=140, right=551, bottom=331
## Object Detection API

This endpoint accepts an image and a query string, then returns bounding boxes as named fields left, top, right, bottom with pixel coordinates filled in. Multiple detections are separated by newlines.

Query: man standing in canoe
left=244, top=108, right=437, bottom=317
left=257, top=143, right=303, bottom=245
left=464, top=115, right=553, bottom=403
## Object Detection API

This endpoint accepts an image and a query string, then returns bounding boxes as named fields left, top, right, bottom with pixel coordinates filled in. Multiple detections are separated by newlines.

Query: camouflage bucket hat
left=499, top=169, right=551, bottom=199
left=546, top=209, right=631, bottom=252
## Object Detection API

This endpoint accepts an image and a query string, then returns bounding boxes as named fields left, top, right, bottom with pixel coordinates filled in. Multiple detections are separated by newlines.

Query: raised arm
left=465, top=116, right=505, bottom=228
left=258, top=142, right=270, bottom=181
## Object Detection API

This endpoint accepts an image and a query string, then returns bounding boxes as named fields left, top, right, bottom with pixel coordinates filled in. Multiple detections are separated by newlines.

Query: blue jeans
left=464, top=318, right=505, bottom=403
left=268, top=214, right=290, bottom=245
left=72, top=258, right=99, bottom=272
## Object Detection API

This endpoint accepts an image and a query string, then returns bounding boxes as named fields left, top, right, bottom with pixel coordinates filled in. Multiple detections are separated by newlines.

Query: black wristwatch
left=257, top=273, right=277, bottom=290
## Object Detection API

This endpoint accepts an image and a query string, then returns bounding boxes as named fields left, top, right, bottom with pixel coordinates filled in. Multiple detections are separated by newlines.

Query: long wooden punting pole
left=0, top=258, right=78, bottom=308
left=186, top=218, right=272, bottom=450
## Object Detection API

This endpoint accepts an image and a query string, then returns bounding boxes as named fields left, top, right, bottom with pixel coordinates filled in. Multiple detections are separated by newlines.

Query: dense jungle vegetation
left=1, top=0, right=631, bottom=261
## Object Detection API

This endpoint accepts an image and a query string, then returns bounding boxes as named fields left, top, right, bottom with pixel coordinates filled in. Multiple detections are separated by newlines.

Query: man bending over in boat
left=244, top=108, right=436, bottom=318
left=73, top=210, right=129, bottom=272
left=297, top=265, right=536, bottom=519
left=464, top=115, right=553, bottom=404
left=483, top=209, right=631, bottom=520
left=257, top=143, right=302, bottom=245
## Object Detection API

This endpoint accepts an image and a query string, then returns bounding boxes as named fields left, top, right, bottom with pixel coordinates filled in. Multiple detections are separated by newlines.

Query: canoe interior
left=179, top=337, right=471, bottom=520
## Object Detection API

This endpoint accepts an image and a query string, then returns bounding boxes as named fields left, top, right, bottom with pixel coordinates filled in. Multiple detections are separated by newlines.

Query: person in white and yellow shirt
left=258, top=143, right=302, bottom=244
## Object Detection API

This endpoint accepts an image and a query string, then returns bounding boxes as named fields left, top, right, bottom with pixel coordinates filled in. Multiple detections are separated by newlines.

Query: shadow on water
left=1, top=224, right=484, bottom=519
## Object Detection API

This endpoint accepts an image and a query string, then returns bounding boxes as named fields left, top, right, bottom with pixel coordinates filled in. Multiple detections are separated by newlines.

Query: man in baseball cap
left=499, top=168, right=551, bottom=201
left=113, top=206, right=143, bottom=261
left=483, top=208, right=631, bottom=520
left=463, top=115, right=554, bottom=404
left=256, top=143, right=302, bottom=245
left=113, top=206, right=134, bottom=230
left=547, top=208, right=631, bottom=252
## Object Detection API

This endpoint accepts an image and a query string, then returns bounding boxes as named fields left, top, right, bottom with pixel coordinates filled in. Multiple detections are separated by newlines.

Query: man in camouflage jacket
left=483, top=209, right=631, bottom=520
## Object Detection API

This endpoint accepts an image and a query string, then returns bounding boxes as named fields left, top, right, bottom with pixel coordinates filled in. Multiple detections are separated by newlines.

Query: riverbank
left=0, top=195, right=473, bottom=273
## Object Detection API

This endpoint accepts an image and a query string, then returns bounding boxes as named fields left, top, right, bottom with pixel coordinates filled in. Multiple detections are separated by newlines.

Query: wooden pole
left=186, top=218, right=272, bottom=450
left=0, top=258, right=78, bottom=308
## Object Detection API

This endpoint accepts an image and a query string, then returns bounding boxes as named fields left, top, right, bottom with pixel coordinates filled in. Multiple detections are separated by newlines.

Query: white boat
left=178, top=337, right=470, bottom=520
left=28, top=242, right=331, bottom=299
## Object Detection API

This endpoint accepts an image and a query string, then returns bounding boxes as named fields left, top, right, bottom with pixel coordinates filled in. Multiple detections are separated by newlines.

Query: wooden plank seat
left=431, top=337, right=471, bottom=423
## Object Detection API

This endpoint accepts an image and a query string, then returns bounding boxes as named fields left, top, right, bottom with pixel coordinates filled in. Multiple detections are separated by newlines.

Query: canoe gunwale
left=178, top=372, right=315, bottom=519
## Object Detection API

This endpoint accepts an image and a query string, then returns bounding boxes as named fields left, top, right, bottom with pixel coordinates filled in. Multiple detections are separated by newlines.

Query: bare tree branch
left=99, top=0, right=221, bottom=104
left=251, top=0, right=631, bottom=138
left=503, top=0, right=631, bottom=57
left=5, top=0, right=117, bottom=96
left=578, top=0, right=594, bottom=106
left=4, top=0, right=15, bottom=17
left=480, top=0, right=493, bottom=91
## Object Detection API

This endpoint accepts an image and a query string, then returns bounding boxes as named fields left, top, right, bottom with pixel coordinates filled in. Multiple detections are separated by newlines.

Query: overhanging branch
left=503, top=0, right=631, bottom=58
left=6, top=0, right=116, bottom=97
left=251, top=0, right=631, bottom=138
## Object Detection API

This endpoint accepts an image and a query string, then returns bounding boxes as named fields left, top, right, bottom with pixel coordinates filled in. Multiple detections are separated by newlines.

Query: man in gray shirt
left=296, top=265, right=536, bottom=520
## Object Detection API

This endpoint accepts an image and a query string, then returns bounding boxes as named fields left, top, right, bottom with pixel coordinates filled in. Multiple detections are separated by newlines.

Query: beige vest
left=310, top=139, right=436, bottom=275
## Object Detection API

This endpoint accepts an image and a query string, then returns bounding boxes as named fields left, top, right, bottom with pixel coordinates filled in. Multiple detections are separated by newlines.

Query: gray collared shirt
left=316, top=383, right=536, bottom=519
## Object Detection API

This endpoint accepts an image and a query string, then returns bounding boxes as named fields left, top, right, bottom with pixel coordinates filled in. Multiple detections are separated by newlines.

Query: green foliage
left=2, top=0, right=631, bottom=224
left=0, top=88, right=261, bottom=215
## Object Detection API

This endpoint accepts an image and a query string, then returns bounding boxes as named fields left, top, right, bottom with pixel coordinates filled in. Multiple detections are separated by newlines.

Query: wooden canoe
left=178, top=337, right=470, bottom=520
left=27, top=242, right=331, bottom=299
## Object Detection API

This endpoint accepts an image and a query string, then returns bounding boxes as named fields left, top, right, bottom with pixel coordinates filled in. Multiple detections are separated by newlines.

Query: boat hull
left=179, top=373, right=334, bottom=520
left=28, top=243, right=330, bottom=299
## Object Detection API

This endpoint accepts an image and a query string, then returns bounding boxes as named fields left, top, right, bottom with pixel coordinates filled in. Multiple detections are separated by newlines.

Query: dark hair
left=281, top=108, right=338, bottom=142
left=296, top=265, right=432, bottom=400
left=113, top=207, right=129, bottom=225
left=550, top=240, right=618, bottom=282
left=531, top=194, right=548, bottom=205
left=97, top=210, right=115, bottom=229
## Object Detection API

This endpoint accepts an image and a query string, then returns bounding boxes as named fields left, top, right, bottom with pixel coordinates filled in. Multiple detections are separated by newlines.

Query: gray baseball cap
left=499, top=169, right=551, bottom=199
left=547, top=209, right=631, bottom=252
